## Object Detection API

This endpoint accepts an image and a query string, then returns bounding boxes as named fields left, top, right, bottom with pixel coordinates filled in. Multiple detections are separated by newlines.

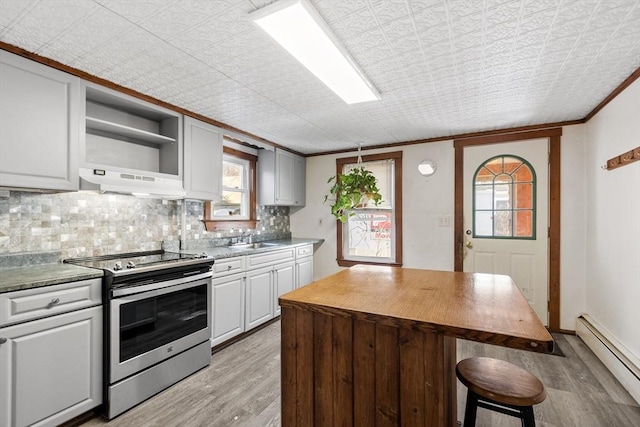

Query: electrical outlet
left=438, top=216, right=450, bottom=227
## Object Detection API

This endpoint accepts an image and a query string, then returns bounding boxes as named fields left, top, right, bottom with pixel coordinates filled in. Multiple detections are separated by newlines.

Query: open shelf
left=86, top=116, right=176, bottom=145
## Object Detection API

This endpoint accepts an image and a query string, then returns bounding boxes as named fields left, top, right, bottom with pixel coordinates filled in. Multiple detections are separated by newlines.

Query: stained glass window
left=473, top=155, right=536, bottom=239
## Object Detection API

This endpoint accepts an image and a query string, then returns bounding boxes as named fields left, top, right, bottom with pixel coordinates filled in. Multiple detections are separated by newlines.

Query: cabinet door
left=183, top=116, right=223, bottom=200
left=245, top=267, right=273, bottom=330
left=273, top=261, right=295, bottom=317
left=293, top=154, right=306, bottom=206
left=296, top=257, right=314, bottom=289
left=211, top=272, right=245, bottom=347
left=0, top=306, right=102, bottom=427
left=0, top=51, right=79, bottom=191
left=275, top=149, right=295, bottom=205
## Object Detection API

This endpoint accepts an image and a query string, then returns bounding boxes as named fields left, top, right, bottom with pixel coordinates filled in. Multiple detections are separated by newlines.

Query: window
left=473, top=155, right=536, bottom=239
left=204, top=146, right=257, bottom=231
left=337, top=151, right=402, bottom=267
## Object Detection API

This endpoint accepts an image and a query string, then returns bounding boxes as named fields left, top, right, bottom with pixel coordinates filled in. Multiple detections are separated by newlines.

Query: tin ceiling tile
left=0, top=0, right=638, bottom=154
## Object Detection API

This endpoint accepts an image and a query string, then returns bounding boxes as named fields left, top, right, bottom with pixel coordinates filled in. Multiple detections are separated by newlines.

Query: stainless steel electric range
left=65, top=250, right=214, bottom=419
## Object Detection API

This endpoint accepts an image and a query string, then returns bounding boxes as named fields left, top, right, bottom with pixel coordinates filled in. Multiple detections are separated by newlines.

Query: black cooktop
left=64, top=250, right=212, bottom=275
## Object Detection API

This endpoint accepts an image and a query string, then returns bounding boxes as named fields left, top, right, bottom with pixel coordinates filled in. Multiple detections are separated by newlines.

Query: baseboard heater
left=576, top=315, right=640, bottom=403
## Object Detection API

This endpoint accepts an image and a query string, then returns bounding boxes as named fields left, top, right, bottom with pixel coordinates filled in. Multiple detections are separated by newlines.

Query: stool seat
left=456, top=357, right=546, bottom=407
left=456, top=357, right=546, bottom=427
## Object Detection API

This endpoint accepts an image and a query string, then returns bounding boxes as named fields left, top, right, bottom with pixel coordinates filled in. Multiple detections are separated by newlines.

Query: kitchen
left=1, top=1, right=639, bottom=426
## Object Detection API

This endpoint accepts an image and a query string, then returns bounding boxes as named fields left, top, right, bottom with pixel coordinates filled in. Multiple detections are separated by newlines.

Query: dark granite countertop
left=0, top=238, right=322, bottom=294
left=0, top=263, right=104, bottom=294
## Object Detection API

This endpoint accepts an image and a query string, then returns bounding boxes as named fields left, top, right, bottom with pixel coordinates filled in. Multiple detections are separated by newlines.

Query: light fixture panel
left=249, top=0, right=380, bottom=104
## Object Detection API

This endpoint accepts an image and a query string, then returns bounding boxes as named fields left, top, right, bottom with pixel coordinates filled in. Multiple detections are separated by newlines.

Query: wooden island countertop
left=278, top=265, right=553, bottom=427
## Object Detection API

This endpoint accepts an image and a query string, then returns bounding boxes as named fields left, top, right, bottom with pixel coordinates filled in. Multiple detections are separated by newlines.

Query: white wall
left=291, top=122, right=604, bottom=334
left=290, top=141, right=455, bottom=280
left=584, top=78, right=640, bottom=360
left=560, top=124, right=588, bottom=330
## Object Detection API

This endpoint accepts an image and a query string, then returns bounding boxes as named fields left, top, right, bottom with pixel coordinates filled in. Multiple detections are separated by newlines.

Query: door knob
left=465, top=241, right=473, bottom=249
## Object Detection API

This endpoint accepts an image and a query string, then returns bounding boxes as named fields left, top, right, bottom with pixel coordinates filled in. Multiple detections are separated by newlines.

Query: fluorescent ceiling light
left=249, top=0, right=380, bottom=104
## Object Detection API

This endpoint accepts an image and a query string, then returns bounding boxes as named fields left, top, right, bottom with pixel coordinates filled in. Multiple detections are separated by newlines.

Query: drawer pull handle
left=227, top=265, right=232, bottom=270
left=50, top=297, right=60, bottom=305
left=0, top=338, right=7, bottom=344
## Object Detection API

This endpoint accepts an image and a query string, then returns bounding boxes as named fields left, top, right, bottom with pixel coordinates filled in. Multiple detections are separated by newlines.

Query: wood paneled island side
left=279, top=265, right=553, bottom=427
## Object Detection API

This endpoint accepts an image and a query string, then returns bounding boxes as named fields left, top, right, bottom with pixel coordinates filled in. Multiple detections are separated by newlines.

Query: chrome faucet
left=239, top=231, right=254, bottom=243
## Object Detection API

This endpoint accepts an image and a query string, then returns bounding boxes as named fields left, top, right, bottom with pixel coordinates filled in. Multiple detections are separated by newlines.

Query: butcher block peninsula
left=279, top=265, right=553, bottom=427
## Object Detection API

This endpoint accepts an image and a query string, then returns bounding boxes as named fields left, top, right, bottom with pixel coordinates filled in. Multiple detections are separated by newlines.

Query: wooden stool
left=456, top=357, right=546, bottom=427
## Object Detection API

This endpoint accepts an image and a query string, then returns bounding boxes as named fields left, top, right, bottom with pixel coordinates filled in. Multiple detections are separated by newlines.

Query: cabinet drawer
left=0, top=279, right=102, bottom=327
left=247, top=248, right=295, bottom=270
left=212, top=256, right=245, bottom=278
left=296, top=245, right=313, bottom=258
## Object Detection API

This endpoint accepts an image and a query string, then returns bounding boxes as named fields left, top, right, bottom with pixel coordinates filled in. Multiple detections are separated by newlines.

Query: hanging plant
left=323, top=166, right=382, bottom=222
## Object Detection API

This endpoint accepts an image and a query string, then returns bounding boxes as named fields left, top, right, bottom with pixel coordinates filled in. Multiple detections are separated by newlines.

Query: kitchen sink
left=229, top=242, right=281, bottom=250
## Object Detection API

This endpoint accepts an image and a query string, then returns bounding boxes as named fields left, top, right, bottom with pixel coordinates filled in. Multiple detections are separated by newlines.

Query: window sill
left=203, top=219, right=258, bottom=232
left=337, top=259, right=403, bottom=268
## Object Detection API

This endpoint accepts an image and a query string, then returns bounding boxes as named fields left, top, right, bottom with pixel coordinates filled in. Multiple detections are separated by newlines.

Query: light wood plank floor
left=82, top=321, right=640, bottom=427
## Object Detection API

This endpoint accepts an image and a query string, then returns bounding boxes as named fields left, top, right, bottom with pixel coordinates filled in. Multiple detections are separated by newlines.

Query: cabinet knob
left=227, top=265, right=232, bottom=270
left=50, top=297, right=60, bottom=305
left=0, top=338, right=7, bottom=344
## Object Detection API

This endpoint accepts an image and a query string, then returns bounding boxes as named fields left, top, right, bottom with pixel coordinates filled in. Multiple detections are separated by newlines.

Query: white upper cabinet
left=183, top=117, right=223, bottom=201
left=0, top=50, right=80, bottom=191
left=293, top=153, right=306, bottom=207
left=258, top=148, right=306, bottom=206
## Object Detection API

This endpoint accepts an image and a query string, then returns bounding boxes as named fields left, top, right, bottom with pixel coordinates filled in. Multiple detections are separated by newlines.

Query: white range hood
left=79, top=168, right=186, bottom=199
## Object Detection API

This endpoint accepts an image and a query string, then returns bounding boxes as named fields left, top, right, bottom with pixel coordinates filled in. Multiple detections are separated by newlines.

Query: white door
left=463, top=139, right=549, bottom=324
left=0, top=307, right=102, bottom=427
left=273, top=261, right=295, bottom=317
left=211, top=272, right=245, bottom=347
left=245, top=267, right=273, bottom=330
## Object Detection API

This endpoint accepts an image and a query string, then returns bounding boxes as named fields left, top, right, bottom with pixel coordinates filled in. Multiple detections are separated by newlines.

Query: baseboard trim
left=576, top=315, right=640, bottom=403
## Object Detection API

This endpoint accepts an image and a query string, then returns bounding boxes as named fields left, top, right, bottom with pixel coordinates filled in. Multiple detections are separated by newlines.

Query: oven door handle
left=112, top=271, right=212, bottom=298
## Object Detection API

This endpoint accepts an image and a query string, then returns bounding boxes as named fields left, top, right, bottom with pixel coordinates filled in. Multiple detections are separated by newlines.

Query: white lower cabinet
left=211, top=246, right=314, bottom=341
left=211, top=272, right=245, bottom=347
left=273, top=261, right=295, bottom=317
left=295, top=244, right=314, bottom=288
left=296, top=256, right=314, bottom=288
left=0, top=305, right=102, bottom=427
left=245, top=266, right=274, bottom=330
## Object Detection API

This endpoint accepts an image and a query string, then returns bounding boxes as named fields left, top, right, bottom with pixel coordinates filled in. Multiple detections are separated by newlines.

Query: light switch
left=438, top=216, right=450, bottom=227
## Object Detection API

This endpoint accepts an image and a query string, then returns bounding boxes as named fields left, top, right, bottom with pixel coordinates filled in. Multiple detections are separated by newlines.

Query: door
left=110, top=279, right=210, bottom=383
left=296, top=256, right=314, bottom=289
left=0, top=307, right=102, bottom=427
left=273, top=261, right=295, bottom=317
left=183, top=116, right=223, bottom=200
left=275, top=149, right=295, bottom=204
left=463, top=139, right=549, bottom=324
left=211, top=272, right=245, bottom=347
left=245, top=266, right=273, bottom=330
left=0, top=50, right=79, bottom=191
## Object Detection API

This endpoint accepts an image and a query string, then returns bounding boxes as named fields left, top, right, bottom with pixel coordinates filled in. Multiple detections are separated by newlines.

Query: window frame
left=336, top=151, right=403, bottom=267
left=472, top=154, right=537, bottom=240
left=204, top=146, right=257, bottom=231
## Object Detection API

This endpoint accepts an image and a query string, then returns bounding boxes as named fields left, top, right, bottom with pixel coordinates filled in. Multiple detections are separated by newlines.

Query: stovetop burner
left=64, top=250, right=213, bottom=277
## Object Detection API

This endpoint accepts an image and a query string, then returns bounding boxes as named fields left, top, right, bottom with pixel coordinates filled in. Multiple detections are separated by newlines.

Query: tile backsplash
left=0, top=191, right=290, bottom=260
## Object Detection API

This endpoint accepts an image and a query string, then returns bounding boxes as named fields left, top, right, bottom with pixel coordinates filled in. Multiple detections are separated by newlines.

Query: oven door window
left=119, top=283, right=207, bottom=363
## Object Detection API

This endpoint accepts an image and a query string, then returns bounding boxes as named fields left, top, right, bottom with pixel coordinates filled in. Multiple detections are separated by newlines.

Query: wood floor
left=82, top=321, right=640, bottom=427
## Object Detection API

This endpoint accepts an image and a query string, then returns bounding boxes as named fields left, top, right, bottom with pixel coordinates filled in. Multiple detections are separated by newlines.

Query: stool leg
left=463, top=390, right=479, bottom=427
left=521, top=406, right=535, bottom=427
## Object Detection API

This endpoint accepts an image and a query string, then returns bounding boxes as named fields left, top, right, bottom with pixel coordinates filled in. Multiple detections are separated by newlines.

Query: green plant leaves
left=323, top=166, right=382, bottom=222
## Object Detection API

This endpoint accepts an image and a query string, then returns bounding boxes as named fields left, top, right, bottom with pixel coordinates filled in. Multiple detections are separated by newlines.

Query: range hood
left=79, top=168, right=186, bottom=199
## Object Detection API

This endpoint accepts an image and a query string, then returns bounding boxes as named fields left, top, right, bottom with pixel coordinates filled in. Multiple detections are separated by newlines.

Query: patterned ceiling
left=1, top=0, right=638, bottom=154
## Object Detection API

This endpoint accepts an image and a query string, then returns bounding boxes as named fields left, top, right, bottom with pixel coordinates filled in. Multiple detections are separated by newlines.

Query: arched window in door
left=473, top=155, right=536, bottom=239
